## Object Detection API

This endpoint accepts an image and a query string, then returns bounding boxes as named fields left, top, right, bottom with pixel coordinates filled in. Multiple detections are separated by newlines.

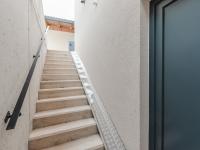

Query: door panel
left=150, top=0, right=200, bottom=150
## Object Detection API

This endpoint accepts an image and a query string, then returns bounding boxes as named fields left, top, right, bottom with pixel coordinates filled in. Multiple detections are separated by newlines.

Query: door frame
left=149, top=1, right=158, bottom=149
left=149, top=0, right=178, bottom=150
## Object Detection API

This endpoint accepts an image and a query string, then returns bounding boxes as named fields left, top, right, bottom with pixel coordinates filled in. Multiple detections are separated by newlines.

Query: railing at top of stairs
left=4, top=26, right=49, bottom=130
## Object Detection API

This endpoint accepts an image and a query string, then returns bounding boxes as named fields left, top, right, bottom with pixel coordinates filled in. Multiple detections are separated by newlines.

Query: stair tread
left=42, top=135, right=103, bottom=150
left=42, top=74, right=80, bottom=81
left=44, top=67, right=75, bottom=68
left=43, top=68, right=77, bottom=71
left=43, top=69, right=78, bottom=75
left=47, top=54, right=70, bottom=55
left=42, top=74, right=79, bottom=78
left=46, top=57, right=71, bottom=59
left=46, top=56, right=72, bottom=57
left=44, top=66, right=75, bottom=68
left=37, top=95, right=87, bottom=103
left=44, top=64, right=75, bottom=66
left=46, top=58, right=73, bottom=62
left=39, top=87, right=83, bottom=92
left=47, top=50, right=69, bottom=52
left=46, top=60, right=73, bottom=62
left=47, top=53, right=71, bottom=54
left=34, top=105, right=91, bottom=119
left=40, top=80, right=81, bottom=83
left=42, top=74, right=78, bottom=76
left=29, top=118, right=96, bottom=141
left=44, top=67, right=76, bottom=70
left=45, top=62, right=74, bottom=64
left=46, top=55, right=72, bottom=57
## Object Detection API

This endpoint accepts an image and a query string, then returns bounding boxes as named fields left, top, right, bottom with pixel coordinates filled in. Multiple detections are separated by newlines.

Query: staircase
left=29, top=50, right=104, bottom=150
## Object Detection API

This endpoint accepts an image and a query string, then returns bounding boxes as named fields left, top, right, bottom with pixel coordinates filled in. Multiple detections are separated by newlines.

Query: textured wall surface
left=0, top=0, right=46, bottom=149
left=47, top=30, right=74, bottom=51
left=140, top=0, right=149, bottom=150
left=75, top=0, right=149, bottom=149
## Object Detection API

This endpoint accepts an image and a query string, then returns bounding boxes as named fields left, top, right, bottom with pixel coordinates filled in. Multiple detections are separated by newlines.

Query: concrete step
left=29, top=118, right=97, bottom=150
left=47, top=50, right=70, bottom=54
left=40, top=80, right=82, bottom=89
left=46, top=54, right=71, bottom=58
left=46, top=56, right=73, bottom=60
left=43, top=69, right=78, bottom=74
left=33, top=105, right=92, bottom=129
left=44, top=64, right=76, bottom=69
left=29, top=50, right=104, bottom=150
left=42, top=74, right=80, bottom=81
left=46, top=54, right=72, bottom=58
left=43, top=135, right=104, bottom=150
left=47, top=52, right=71, bottom=56
left=36, top=95, right=88, bottom=112
left=46, top=53, right=71, bottom=56
left=46, top=59, right=73, bottom=62
left=46, top=59, right=73, bottom=64
left=38, top=87, right=85, bottom=99
left=46, top=55, right=73, bottom=59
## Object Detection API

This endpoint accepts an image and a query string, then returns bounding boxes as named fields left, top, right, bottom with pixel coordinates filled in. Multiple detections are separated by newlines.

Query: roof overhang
left=45, top=16, right=74, bottom=33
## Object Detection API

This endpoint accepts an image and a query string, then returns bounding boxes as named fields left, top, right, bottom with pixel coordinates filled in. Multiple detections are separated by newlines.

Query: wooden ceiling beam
left=45, top=18, right=74, bottom=33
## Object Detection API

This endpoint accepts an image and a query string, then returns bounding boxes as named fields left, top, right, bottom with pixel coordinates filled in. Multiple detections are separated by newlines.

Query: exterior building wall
left=140, top=1, right=149, bottom=150
left=0, top=0, right=46, bottom=150
left=46, top=30, right=74, bottom=51
left=75, top=0, right=149, bottom=149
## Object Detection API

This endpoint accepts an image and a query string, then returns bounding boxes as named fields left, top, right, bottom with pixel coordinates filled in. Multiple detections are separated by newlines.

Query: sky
left=42, top=0, right=75, bottom=21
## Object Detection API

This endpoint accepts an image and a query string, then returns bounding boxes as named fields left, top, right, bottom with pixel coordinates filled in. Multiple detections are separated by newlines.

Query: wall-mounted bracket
left=93, top=0, right=98, bottom=6
left=4, top=111, right=22, bottom=124
left=80, top=0, right=86, bottom=4
left=33, top=54, right=40, bottom=58
left=4, top=111, right=11, bottom=123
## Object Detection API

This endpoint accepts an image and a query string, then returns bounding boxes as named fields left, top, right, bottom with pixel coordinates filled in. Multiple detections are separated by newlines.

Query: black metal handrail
left=4, top=27, right=49, bottom=130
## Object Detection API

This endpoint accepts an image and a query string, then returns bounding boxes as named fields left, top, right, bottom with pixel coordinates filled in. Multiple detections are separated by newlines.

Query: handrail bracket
left=4, top=111, right=22, bottom=124
left=4, top=111, right=11, bottom=123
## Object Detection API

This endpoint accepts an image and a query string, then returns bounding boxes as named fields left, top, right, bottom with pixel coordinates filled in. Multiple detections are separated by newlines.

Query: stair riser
left=93, top=147, right=105, bottom=150
left=28, top=125, right=98, bottom=150
left=47, top=52, right=70, bottom=55
left=46, top=57, right=72, bottom=60
left=41, top=135, right=104, bottom=150
left=46, top=60, right=73, bottom=64
left=44, top=64, right=76, bottom=69
left=46, top=53, right=71, bottom=56
left=33, top=110, right=92, bottom=129
left=38, top=89, right=85, bottom=99
left=47, top=51, right=70, bottom=54
left=45, top=62, right=74, bottom=66
left=46, top=56, right=73, bottom=60
left=40, top=81, right=82, bottom=89
left=42, top=75, right=79, bottom=81
left=46, top=57, right=73, bottom=61
left=36, top=99, right=88, bottom=112
left=47, top=54, right=70, bottom=57
left=43, top=69, right=78, bottom=74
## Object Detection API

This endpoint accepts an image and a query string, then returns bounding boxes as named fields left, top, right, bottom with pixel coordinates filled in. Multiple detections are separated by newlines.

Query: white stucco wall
left=0, top=0, right=46, bottom=150
left=46, top=30, right=74, bottom=51
left=75, top=0, right=149, bottom=149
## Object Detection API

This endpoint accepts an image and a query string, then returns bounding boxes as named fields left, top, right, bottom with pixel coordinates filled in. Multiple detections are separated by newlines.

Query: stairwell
left=28, top=50, right=104, bottom=150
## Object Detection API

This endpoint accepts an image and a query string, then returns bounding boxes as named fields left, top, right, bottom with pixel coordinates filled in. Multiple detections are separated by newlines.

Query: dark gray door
left=150, top=0, right=200, bottom=150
